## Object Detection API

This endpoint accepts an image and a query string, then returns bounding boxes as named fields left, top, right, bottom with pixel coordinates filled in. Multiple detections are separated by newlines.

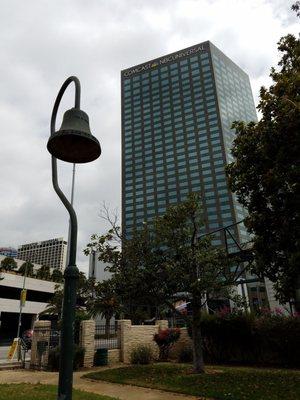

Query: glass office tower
left=121, top=41, right=257, bottom=248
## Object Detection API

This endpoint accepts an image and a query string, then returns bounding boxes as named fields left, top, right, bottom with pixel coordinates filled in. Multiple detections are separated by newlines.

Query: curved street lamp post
left=47, top=76, right=101, bottom=400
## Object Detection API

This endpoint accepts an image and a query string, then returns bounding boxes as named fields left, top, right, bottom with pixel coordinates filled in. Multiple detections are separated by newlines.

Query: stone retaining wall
left=108, top=349, right=120, bottom=364
left=30, top=318, right=183, bottom=369
left=169, top=327, right=192, bottom=359
left=80, top=320, right=95, bottom=368
left=118, top=319, right=168, bottom=363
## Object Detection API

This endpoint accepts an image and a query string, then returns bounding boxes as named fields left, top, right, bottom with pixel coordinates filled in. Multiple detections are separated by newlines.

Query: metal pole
left=65, top=164, right=76, bottom=269
left=17, top=261, right=28, bottom=357
left=50, top=77, right=81, bottom=400
left=17, top=262, right=27, bottom=338
left=16, top=262, right=28, bottom=359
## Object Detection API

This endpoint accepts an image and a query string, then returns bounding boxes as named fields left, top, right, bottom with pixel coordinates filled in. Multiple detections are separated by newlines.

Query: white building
left=88, top=252, right=112, bottom=282
left=0, top=269, right=57, bottom=344
left=18, top=237, right=67, bottom=271
left=88, top=252, right=114, bottom=324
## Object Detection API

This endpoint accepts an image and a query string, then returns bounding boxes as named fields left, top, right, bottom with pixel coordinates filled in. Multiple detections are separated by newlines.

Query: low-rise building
left=0, top=269, right=57, bottom=344
left=0, top=254, right=43, bottom=274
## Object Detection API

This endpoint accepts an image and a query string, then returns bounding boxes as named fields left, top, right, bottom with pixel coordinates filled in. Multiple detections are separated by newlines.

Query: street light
left=47, top=76, right=101, bottom=400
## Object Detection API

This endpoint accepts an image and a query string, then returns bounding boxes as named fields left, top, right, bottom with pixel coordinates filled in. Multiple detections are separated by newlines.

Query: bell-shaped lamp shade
left=47, top=108, right=101, bottom=163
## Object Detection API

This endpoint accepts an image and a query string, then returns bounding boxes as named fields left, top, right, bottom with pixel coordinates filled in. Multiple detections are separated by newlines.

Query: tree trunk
left=191, top=301, right=205, bottom=373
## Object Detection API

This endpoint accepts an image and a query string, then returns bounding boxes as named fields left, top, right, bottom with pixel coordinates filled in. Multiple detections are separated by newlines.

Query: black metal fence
left=95, top=324, right=119, bottom=349
left=30, top=327, right=60, bottom=370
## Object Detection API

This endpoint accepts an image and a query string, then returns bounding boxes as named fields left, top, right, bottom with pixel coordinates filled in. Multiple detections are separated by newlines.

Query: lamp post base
left=58, top=264, right=79, bottom=400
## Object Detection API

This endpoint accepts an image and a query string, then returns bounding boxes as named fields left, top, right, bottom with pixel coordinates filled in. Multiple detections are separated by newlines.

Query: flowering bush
left=153, top=328, right=180, bottom=361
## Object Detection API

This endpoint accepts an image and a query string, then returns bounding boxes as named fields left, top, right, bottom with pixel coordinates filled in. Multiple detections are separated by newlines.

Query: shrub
left=178, top=346, right=193, bottom=363
left=186, top=312, right=300, bottom=368
left=48, top=345, right=85, bottom=371
left=73, top=345, right=85, bottom=370
left=153, top=328, right=180, bottom=361
left=130, top=344, right=153, bottom=365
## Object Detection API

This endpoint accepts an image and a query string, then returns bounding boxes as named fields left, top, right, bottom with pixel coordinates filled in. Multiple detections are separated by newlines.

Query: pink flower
left=274, top=307, right=284, bottom=315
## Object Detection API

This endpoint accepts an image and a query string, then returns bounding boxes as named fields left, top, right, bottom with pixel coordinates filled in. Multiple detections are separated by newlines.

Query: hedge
left=48, top=345, right=85, bottom=371
left=187, top=312, right=300, bottom=368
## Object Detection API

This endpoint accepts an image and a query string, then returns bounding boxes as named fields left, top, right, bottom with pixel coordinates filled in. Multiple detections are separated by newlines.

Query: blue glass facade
left=0, top=247, right=18, bottom=258
left=121, top=41, right=257, bottom=245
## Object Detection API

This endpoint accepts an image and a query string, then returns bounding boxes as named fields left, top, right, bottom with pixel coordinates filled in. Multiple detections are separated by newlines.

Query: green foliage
left=226, top=33, right=300, bottom=304
left=86, top=194, right=245, bottom=372
left=36, top=265, right=51, bottom=281
left=178, top=346, right=193, bottom=363
left=51, top=268, right=63, bottom=283
left=130, top=344, right=153, bottom=365
left=43, top=273, right=93, bottom=319
left=86, top=278, right=121, bottom=328
left=42, top=284, right=63, bottom=317
left=186, top=312, right=300, bottom=368
left=0, top=257, right=17, bottom=272
left=48, top=345, right=85, bottom=371
left=292, top=1, right=300, bottom=17
left=18, top=261, right=35, bottom=277
left=74, top=310, right=91, bottom=344
left=0, top=383, right=118, bottom=400
left=83, top=364, right=300, bottom=400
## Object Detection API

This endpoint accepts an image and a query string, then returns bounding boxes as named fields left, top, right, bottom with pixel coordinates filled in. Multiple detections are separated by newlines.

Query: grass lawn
left=84, top=363, right=300, bottom=400
left=0, top=383, right=118, bottom=400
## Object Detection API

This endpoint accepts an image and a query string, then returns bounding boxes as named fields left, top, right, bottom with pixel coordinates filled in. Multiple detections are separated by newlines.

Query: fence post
left=30, top=320, right=51, bottom=370
left=155, top=320, right=169, bottom=329
left=80, top=319, right=95, bottom=368
left=118, top=320, right=131, bottom=363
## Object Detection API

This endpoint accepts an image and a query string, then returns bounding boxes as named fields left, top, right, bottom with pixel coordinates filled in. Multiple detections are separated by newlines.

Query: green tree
left=18, top=261, right=35, bottom=277
left=87, top=278, right=121, bottom=334
left=86, top=194, right=244, bottom=373
left=44, top=272, right=93, bottom=318
left=44, top=284, right=64, bottom=319
left=226, top=33, right=300, bottom=306
left=86, top=226, right=165, bottom=324
left=51, top=268, right=64, bottom=283
left=0, top=257, right=17, bottom=272
left=43, top=281, right=90, bottom=340
left=36, top=265, right=51, bottom=280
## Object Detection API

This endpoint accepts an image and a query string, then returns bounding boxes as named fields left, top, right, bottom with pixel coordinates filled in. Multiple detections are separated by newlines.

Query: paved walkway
left=0, top=368, right=199, bottom=400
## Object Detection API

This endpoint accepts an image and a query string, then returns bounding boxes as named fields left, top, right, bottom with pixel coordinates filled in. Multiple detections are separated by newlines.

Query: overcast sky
left=0, top=0, right=298, bottom=274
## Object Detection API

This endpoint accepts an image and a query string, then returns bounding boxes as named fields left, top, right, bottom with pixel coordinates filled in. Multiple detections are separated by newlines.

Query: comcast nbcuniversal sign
left=123, top=44, right=207, bottom=77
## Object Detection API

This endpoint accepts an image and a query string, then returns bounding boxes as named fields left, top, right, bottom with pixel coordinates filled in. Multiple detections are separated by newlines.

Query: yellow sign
left=20, top=289, right=27, bottom=307
left=7, top=338, right=19, bottom=360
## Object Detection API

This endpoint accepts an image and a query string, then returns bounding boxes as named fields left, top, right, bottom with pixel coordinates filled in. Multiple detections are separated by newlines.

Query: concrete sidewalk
left=0, top=368, right=200, bottom=400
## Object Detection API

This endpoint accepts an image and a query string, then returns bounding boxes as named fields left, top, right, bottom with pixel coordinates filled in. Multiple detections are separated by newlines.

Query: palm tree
left=36, top=265, right=51, bottom=280
left=42, top=285, right=64, bottom=319
left=51, top=268, right=64, bottom=283
left=88, top=279, right=120, bottom=335
left=18, top=261, right=34, bottom=277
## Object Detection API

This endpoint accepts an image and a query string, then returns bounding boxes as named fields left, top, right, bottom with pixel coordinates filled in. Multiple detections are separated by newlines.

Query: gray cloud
left=0, top=0, right=298, bottom=274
